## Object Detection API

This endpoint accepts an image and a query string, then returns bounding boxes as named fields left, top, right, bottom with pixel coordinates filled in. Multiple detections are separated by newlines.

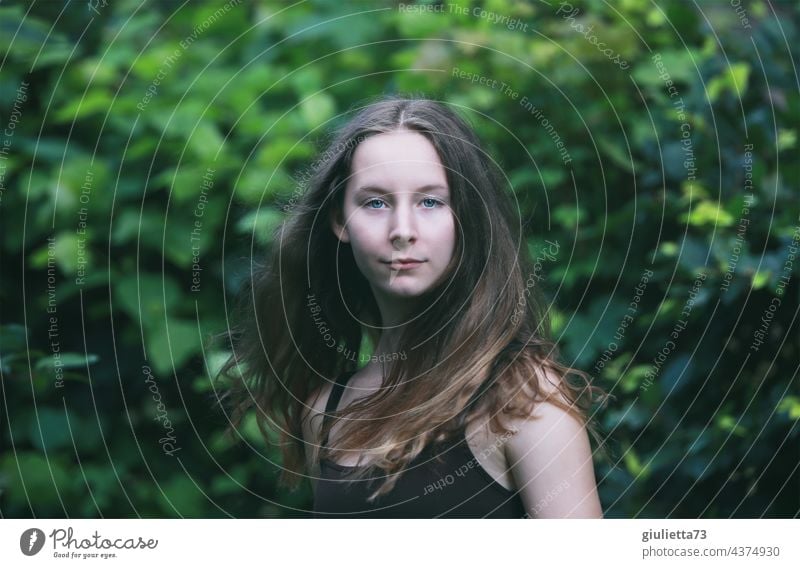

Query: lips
left=381, top=258, right=426, bottom=270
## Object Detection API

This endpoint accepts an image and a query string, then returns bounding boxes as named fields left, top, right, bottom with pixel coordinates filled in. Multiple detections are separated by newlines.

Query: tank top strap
left=321, top=369, right=357, bottom=447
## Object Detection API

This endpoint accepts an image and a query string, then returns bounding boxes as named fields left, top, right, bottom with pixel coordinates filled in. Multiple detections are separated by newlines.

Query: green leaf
left=0, top=7, right=73, bottom=69
left=562, top=297, right=630, bottom=367
left=299, top=93, right=336, bottom=130
left=35, top=353, right=99, bottom=371
left=51, top=232, right=90, bottom=276
left=751, top=270, right=771, bottom=289
left=598, top=136, right=636, bottom=173
left=707, top=62, right=750, bottom=102
left=716, top=414, right=747, bottom=437
left=236, top=208, right=284, bottom=245
left=777, top=129, right=796, bottom=151
left=777, top=397, right=800, bottom=421
left=147, top=318, right=200, bottom=375
left=53, top=90, right=113, bottom=122
left=682, top=201, right=735, bottom=227
left=623, top=448, right=650, bottom=479
left=553, top=204, right=585, bottom=230
left=115, top=273, right=181, bottom=322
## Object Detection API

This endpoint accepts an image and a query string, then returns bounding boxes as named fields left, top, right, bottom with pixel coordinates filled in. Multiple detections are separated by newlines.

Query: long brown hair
left=217, top=94, right=610, bottom=501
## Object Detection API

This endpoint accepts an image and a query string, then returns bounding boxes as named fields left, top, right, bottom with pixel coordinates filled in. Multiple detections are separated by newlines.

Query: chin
left=385, top=287, right=424, bottom=298
left=382, top=282, right=429, bottom=298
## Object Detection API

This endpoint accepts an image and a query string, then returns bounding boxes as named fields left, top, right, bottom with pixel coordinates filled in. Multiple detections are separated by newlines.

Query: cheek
left=347, top=217, right=381, bottom=252
left=432, top=213, right=456, bottom=256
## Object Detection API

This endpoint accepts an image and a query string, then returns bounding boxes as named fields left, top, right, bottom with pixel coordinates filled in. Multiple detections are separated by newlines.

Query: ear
left=329, top=206, right=350, bottom=243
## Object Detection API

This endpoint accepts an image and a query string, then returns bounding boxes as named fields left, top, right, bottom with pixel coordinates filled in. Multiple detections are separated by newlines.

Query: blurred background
left=0, top=0, right=797, bottom=518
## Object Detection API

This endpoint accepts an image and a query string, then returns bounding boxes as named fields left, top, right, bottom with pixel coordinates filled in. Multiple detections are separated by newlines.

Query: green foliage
left=1, top=0, right=797, bottom=518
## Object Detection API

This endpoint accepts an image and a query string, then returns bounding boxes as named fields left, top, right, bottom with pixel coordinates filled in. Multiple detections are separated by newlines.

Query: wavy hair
left=217, top=94, right=610, bottom=501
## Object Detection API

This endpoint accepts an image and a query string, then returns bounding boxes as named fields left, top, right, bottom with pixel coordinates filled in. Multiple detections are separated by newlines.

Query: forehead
left=349, top=130, right=447, bottom=184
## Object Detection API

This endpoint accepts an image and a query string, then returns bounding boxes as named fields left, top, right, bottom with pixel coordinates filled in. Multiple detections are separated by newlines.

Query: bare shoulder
left=501, top=366, right=603, bottom=518
left=500, top=364, right=586, bottom=447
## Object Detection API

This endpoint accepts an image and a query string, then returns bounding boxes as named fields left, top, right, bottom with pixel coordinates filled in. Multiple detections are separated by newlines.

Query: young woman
left=219, top=95, right=609, bottom=518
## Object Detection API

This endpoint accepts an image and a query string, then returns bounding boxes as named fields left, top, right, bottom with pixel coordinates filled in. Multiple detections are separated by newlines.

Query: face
left=331, top=129, right=456, bottom=312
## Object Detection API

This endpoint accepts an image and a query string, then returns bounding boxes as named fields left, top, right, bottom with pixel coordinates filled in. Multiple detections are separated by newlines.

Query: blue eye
left=365, top=198, right=386, bottom=209
left=362, top=197, right=444, bottom=209
left=422, top=198, right=443, bottom=208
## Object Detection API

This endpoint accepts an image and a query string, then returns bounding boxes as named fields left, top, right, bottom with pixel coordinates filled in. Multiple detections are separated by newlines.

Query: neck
left=374, top=327, right=403, bottom=359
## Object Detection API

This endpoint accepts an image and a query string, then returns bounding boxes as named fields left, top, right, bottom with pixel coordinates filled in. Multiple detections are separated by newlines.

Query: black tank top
left=312, top=369, right=526, bottom=518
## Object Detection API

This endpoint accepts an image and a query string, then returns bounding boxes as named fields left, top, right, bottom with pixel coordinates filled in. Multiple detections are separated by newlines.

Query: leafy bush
left=1, top=0, right=797, bottom=517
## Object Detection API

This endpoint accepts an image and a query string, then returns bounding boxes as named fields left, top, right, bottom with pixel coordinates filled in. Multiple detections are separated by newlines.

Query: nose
left=388, top=199, right=418, bottom=248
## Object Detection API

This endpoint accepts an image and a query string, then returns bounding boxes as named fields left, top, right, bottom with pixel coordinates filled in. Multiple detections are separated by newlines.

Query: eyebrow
left=355, top=184, right=449, bottom=195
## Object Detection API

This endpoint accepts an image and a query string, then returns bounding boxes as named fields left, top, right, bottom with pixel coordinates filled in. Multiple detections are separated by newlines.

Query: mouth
left=381, top=259, right=426, bottom=270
